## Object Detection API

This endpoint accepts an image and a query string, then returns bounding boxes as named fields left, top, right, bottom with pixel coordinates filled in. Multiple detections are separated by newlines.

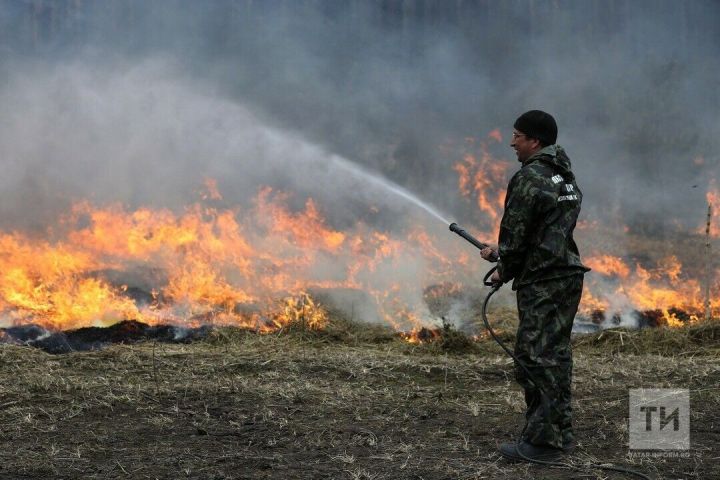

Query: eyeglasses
left=511, top=132, right=528, bottom=139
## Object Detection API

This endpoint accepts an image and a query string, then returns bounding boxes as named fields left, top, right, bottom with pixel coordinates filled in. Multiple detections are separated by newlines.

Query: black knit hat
left=513, top=110, right=557, bottom=146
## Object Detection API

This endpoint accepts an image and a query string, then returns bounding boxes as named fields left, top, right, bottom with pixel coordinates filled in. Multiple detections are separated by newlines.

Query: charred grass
left=0, top=311, right=718, bottom=479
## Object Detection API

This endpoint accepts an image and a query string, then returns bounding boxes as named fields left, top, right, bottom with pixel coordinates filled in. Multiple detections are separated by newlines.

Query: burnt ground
left=0, top=319, right=717, bottom=480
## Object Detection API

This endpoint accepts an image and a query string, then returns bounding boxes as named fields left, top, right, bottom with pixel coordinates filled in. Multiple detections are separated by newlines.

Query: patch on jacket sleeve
left=551, top=174, right=564, bottom=184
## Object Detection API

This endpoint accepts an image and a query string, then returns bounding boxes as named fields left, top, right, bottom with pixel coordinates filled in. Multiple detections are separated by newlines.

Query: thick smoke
left=0, top=1, right=717, bottom=234
left=0, top=59, right=427, bottom=231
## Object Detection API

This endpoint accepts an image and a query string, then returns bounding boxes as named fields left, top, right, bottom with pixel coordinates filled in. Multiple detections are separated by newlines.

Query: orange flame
left=488, top=128, right=503, bottom=143
left=580, top=248, right=717, bottom=327
left=0, top=139, right=716, bottom=337
left=400, top=326, right=442, bottom=344
left=0, top=233, right=140, bottom=329
left=0, top=183, right=477, bottom=334
left=450, top=135, right=717, bottom=328
left=584, top=255, right=630, bottom=278
left=452, top=133, right=510, bottom=238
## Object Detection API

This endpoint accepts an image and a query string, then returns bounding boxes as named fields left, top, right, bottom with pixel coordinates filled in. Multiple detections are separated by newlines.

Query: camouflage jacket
left=496, top=145, right=590, bottom=289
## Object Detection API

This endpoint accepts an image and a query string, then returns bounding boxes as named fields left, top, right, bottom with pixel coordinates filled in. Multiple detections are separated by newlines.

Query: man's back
left=498, top=145, right=589, bottom=289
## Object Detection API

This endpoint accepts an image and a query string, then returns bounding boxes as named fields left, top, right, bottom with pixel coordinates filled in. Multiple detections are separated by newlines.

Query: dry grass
left=0, top=312, right=717, bottom=479
left=573, top=321, right=720, bottom=356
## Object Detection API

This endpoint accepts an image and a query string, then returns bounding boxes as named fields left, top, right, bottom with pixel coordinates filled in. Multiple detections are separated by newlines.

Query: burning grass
left=0, top=313, right=717, bottom=479
left=0, top=174, right=716, bottom=338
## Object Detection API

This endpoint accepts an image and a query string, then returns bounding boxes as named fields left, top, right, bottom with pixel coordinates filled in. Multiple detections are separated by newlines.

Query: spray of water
left=329, top=154, right=452, bottom=225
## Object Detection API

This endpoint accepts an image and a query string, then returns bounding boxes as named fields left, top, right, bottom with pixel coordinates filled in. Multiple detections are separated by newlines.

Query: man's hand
left=490, top=269, right=502, bottom=285
left=480, top=246, right=499, bottom=262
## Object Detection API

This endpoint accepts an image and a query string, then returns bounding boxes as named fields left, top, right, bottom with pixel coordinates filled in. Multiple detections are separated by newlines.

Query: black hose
left=481, top=267, right=651, bottom=480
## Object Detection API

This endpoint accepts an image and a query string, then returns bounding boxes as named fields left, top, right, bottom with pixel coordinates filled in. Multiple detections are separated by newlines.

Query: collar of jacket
left=522, top=144, right=559, bottom=166
left=522, top=144, right=575, bottom=181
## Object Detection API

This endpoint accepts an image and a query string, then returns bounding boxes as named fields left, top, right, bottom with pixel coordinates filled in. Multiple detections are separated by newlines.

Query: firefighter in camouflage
left=481, top=110, right=590, bottom=462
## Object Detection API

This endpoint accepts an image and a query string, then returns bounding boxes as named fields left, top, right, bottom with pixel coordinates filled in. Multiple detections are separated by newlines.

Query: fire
left=580, top=249, right=717, bottom=327
left=267, top=292, right=329, bottom=332
left=256, top=187, right=346, bottom=252
left=449, top=135, right=717, bottom=329
left=0, top=233, right=140, bottom=329
left=0, top=182, right=476, bottom=334
left=0, top=136, right=716, bottom=337
left=578, top=289, right=609, bottom=315
left=488, top=128, right=503, bottom=143
left=200, top=177, right=223, bottom=201
left=452, top=132, right=511, bottom=237
left=584, top=255, right=630, bottom=278
left=423, top=282, right=463, bottom=301
left=400, top=326, right=442, bottom=344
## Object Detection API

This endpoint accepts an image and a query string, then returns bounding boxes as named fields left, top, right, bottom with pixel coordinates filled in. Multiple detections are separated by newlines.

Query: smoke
left=0, top=1, right=718, bottom=328
left=0, top=58, right=446, bottom=233
left=1, top=1, right=717, bottom=234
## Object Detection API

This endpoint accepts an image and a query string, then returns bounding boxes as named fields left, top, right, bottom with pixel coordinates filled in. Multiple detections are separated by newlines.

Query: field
left=0, top=311, right=718, bottom=480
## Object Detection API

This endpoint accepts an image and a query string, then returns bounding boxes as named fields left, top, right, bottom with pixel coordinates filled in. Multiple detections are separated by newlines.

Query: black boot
left=499, top=440, right=565, bottom=463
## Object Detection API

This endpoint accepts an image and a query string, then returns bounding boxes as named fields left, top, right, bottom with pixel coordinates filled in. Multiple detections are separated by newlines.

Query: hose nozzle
left=449, top=222, right=498, bottom=262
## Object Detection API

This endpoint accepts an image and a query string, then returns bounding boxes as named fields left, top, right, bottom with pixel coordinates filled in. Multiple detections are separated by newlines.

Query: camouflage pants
left=514, top=275, right=584, bottom=449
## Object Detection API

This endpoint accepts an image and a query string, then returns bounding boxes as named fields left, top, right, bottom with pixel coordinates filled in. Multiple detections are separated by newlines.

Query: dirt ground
left=0, top=319, right=718, bottom=480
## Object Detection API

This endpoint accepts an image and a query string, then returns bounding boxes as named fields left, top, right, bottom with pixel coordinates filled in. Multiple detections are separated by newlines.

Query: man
left=480, top=110, right=590, bottom=462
